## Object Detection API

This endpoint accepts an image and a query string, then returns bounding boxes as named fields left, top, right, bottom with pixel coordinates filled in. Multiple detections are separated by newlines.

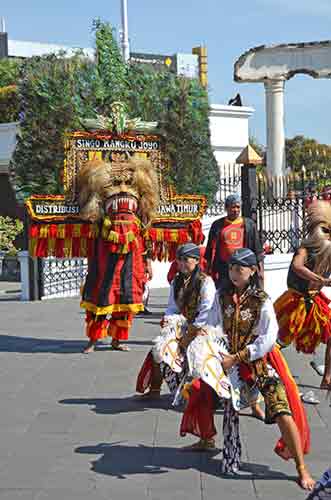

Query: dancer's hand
left=160, top=316, right=168, bottom=327
left=196, top=327, right=208, bottom=337
left=146, top=259, right=153, bottom=280
left=178, top=336, right=190, bottom=350
left=222, top=354, right=236, bottom=372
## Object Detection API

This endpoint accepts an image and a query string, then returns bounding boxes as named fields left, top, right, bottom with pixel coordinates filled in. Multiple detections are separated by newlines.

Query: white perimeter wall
left=209, top=104, right=254, bottom=166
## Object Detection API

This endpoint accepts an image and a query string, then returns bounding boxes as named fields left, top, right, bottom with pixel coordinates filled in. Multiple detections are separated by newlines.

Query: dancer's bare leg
left=251, top=402, right=265, bottom=420
left=320, top=338, right=331, bottom=389
left=276, top=415, right=315, bottom=490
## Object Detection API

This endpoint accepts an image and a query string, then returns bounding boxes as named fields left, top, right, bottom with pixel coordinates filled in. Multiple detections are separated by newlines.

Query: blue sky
left=2, top=0, right=331, bottom=145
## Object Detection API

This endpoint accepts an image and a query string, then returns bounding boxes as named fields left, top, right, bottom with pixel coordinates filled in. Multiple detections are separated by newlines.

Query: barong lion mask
left=77, top=157, right=159, bottom=224
left=304, top=201, right=331, bottom=275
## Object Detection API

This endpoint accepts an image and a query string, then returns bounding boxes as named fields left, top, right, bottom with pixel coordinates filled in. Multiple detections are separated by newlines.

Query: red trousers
left=86, top=311, right=133, bottom=342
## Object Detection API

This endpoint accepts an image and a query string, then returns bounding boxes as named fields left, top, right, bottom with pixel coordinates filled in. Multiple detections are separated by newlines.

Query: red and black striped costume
left=81, top=196, right=145, bottom=342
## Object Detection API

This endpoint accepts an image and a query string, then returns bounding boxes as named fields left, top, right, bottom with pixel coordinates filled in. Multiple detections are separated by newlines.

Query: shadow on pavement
left=60, top=395, right=175, bottom=415
left=0, top=334, right=156, bottom=354
left=125, top=340, right=153, bottom=347
left=0, top=334, right=86, bottom=353
left=74, top=442, right=296, bottom=482
left=94, top=340, right=154, bottom=349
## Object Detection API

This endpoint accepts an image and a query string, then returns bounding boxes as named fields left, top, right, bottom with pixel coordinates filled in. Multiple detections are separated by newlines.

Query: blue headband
left=176, top=243, right=200, bottom=260
left=229, top=248, right=257, bottom=267
left=225, top=193, right=241, bottom=208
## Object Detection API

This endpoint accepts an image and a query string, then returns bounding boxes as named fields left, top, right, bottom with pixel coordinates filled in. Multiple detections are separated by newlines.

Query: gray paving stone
left=35, top=490, right=110, bottom=500
left=0, top=289, right=330, bottom=500
left=0, top=490, right=39, bottom=500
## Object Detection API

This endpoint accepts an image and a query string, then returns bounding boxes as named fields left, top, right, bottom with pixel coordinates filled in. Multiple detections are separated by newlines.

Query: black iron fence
left=256, top=169, right=331, bottom=254
left=256, top=195, right=304, bottom=254
left=206, top=163, right=241, bottom=215
left=208, top=163, right=331, bottom=254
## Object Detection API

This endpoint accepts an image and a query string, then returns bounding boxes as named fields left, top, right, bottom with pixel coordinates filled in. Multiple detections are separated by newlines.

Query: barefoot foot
left=297, top=466, right=315, bottom=491
left=83, top=341, right=96, bottom=354
left=183, top=439, right=216, bottom=452
left=111, top=340, right=130, bottom=351
left=320, top=377, right=331, bottom=390
left=139, top=389, right=161, bottom=399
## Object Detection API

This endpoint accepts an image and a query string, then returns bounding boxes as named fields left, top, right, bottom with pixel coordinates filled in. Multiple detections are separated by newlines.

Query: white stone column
left=264, top=78, right=286, bottom=177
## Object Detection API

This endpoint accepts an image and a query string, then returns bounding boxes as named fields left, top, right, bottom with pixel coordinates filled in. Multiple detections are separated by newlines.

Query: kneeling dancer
left=180, top=248, right=314, bottom=491
left=136, top=243, right=216, bottom=400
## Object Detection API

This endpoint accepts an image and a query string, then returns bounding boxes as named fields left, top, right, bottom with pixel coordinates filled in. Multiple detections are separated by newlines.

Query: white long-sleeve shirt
left=208, top=294, right=278, bottom=361
left=165, top=276, right=216, bottom=327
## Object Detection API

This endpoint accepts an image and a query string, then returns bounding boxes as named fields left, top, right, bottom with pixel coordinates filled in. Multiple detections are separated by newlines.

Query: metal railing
left=40, top=257, right=87, bottom=299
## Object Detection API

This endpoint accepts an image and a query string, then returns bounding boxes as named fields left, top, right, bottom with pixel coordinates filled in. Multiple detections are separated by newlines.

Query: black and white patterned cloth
left=306, top=469, right=331, bottom=500
left=160, top=359, right=189, bottom=407
left=220, top=399, right=242, bottom=474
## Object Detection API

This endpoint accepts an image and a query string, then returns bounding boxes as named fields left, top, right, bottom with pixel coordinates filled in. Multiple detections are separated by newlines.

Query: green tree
left=0, top=58, right=22, bottom=123
left=0, top=216, right=23, bottom=255
left=0, top=58, right=21, bottom=87
left=93, top=19, right=128, bottom=110
left=159, top=77, right=218, bottom=201
left=0, top=85, right=19, bottom=123
left=12, top=54, right=87, bottom=198
left=126, top=64, right=219, bottom=201
left=286, top=135, right=331, bottom=173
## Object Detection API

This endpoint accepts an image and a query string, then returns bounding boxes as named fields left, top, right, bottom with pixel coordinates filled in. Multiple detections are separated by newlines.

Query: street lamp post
left=120, top=0, right=130, bottom=62
left=0, top=17, right=8, bottom=59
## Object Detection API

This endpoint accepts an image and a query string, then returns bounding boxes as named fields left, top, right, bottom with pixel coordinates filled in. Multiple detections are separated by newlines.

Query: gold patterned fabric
left=221, top=287, right=269, bottom=378
left=174, top=271, right=208, bottom=324
left=259, top=377, right=291, bottom=424
left=220, top=287, right=291, bottom=423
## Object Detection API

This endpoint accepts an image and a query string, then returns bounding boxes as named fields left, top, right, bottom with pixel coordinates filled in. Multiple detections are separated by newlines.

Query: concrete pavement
left=0, top=289, right=330, bottom=500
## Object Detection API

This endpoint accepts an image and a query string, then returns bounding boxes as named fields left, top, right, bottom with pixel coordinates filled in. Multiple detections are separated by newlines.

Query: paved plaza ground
left=0, top=286, right=330, bottom=500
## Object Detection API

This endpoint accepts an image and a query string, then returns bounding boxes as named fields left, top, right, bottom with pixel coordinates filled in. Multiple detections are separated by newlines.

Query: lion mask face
left=102, top=166, right=139, bottom=201
left=77, top=158, right=159, bottom=224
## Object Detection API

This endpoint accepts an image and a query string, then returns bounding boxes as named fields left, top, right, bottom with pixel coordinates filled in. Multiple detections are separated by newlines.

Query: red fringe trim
left=28, top=219, right=205, bottom=260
